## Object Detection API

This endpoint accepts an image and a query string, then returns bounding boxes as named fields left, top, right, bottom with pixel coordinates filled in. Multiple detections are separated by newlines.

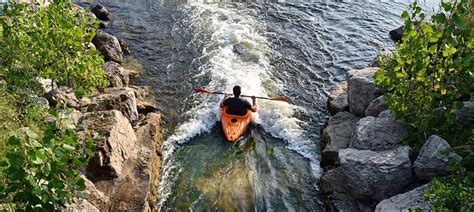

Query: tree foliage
left=374, top=0, right=473, bottom=146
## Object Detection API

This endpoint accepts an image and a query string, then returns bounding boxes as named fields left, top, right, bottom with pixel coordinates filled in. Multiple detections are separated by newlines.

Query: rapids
left=93, top=0, right=439, bottom=210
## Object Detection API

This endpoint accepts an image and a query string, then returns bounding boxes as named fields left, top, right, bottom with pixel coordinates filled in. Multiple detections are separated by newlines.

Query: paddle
left=194, top=88, right=289, bottom=102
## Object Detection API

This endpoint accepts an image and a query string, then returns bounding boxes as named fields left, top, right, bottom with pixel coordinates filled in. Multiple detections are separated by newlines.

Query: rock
left=137, top=100, right=159, bottom=115
left=339, top=146, right=415, bottom=201
left=35, top=97, right=50, bottom=108
left=130, top=85, right=150, bottom=99
left=389, top=26, right=404, bottom=42
left=83, top=88, right=139, bottom=122
left=350, top=116, right=407, bottom=151
left=102, top=61, right=129, bottom=88
left=79, top=110, right=137, bottom=180
left=414, top=135, right=461, bottom=180
left=328, top=82, right=349, bottom=115
left=320, top=168, right=360, bottom=212
left=365, top=96, right=388, bottom=117
left=99, top=20, right=110, bottom=29
left=88, top=112, right=163, bottom=211
left=91, top=3, right=110, bottom=21
left=37, top=78, right=58, bottom=94
left=74, top=176, right=110, bottom=210
left=375, top=184, right=432, bottom=211
left=65, top=199, right=99, bottom=212
left=322, top=112, right=360, bottom=167
left=378, top=109, right=395, bottom=119
left=118, top=38, right=131, bottom=55
left=92, top=31, right=123, bottom=63
left=46, top=87, right=88, bottom=109
left=347, top=67, right=384, bottom=117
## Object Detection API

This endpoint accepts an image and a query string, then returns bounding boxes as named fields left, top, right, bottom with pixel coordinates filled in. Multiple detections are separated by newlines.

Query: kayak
left=221, top=107, right=252, bottom=142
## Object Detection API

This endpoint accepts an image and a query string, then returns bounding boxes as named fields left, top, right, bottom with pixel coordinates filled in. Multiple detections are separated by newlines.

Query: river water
left=95, top=0, right=438, bottom=210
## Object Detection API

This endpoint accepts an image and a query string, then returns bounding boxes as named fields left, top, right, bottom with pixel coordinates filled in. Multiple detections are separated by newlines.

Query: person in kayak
left=220, top=85, right=257, bottom=116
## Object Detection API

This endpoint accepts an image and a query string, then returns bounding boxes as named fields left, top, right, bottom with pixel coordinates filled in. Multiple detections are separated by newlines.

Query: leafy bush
left=0, top=0, right=108, bottom=98
left=374, top=0, right=473, bottom=146
left=0, top=1, right=109, bottom=210
left=0, top=109, right=96, bottom=210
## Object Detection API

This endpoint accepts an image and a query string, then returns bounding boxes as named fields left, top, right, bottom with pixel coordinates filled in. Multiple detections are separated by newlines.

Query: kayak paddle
left=194, top=88, right=289, bottom=102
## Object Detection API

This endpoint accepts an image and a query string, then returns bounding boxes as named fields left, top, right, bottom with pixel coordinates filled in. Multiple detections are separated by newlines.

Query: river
left=94, top=0, right=438, bottom=210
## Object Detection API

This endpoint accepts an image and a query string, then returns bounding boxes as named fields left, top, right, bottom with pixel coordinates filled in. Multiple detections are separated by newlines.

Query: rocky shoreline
left=320, top=52, right=462, bottom=211
left=36, top=4, right=165, bottom=211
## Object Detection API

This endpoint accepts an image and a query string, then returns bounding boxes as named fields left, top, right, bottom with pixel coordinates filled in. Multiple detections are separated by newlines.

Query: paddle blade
left=194, top=88, right=209, bottom=93
left=270, top=97, right=289, bottom=102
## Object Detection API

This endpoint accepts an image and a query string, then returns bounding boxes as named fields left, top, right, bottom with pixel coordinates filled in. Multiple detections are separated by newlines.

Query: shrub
left=374, top=0, right=473, bottom=146
left=0, top=0, right=108, bottom=98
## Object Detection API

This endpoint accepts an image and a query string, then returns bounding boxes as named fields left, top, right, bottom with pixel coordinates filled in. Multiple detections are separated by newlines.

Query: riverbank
left=54, top=4, right=164, bottom=211
left=319, top=47, right=465, bottom=211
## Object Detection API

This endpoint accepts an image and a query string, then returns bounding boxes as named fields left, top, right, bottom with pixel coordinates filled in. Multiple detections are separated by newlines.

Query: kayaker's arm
left=220, top=94, right=230, bottom=108
left=250, top=96, right=257, bottom=112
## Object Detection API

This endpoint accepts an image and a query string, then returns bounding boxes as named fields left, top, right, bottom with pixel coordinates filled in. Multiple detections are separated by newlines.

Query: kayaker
left=220, top=86, right=257, bottom=116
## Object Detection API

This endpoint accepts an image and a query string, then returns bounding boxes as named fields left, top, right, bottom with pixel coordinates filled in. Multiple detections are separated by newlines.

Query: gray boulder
left=83, top=88, right=139, bottom=122
left=328, top=82, right=349, bottom=115
left=350, top=116, right=407, bottom=151
left=365, top=96, right=388, bottom=117
left=322, top=112, right=360, bottom=167
left=320, top=167, right=360, bottom=212
left=339, top=146, right=415, bottom=201
left=375, top=184, right=432, bottom=211
left=92, top=31, right=123, bottom=63
left=91, top=3, right=110, bottom=21
left=79, top=110, right=137, bottom=180
left=102, top=61, right=129, bottom=88
left=390, top=26, right=404, bottom=42
left=347, top=67, right=384, bottom=117
left=414, top=135, right=461, bottom=180
left=378, top=109, right=395, bottom=120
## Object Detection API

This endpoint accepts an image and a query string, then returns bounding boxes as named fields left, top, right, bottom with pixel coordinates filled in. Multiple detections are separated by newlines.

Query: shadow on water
left=165, top=124, right=321, bottom=211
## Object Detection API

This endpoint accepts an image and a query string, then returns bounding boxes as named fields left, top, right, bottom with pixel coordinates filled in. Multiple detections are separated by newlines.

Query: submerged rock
left=102, top=61, right=130, bottom=88
left=79, top=110, right=137, bottom=180
left=414, top=135, right=461, bottom=180
left=328, top=82, right=349, bottom=115
left=322, top=111, right=360, bottom=167
left=347, top=67, right=383, bottom=117
left=375, top=184, right=432, bottom=211
left=350, top=116, right=407, bottom=151
left=365, top=95, right=388, bottom=117
left=92, top=31, right=123, bottom=63
left=339, top=146, right=415, bottom=201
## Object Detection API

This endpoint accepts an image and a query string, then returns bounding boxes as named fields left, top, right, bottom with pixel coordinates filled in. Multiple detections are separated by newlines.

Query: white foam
left=158, top=3, right=321, bottom=208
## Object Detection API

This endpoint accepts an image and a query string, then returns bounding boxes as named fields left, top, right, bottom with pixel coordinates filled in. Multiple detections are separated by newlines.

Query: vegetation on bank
left=0, top=1, right=108, bottom=210
left=374, top=0, right=473, bottom=210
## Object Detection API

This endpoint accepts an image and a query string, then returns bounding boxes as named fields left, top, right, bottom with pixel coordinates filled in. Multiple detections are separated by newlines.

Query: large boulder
left=414, top=135, right=461, bottom=180
left=322, top=112, right=360, bottom=167
left=328, top=82, right=349, bottom=115
left=339, top=146, right=415, bottom=201
left=65, top=199, right=99, bottom=212
left=320, top=167, right=360, bottom=212
left=365, top=96, right=388, bottom=117
left=347, top=67, right=383, bottom=117
left=46, top=86, right=89, bottom=109
left=92, top=31, right=123, bottom=63
left=375, top=184, right=432, bottom=211
left=102, top=61, right=130, bottom=88
left=83, top=88, right=139, bottom=122
left=90, top=3, right=110, bottom=21
left=79, top=110, right=137, bottom=180
left=88, top=113, right=163, bottom=211
left=350, top=116, right=407, bottom=151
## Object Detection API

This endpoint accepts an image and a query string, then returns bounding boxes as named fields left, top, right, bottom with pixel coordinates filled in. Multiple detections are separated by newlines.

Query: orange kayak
left=221, top=107, right=253, bottom=142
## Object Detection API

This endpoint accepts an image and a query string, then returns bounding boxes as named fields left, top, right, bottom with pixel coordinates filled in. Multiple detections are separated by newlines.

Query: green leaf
left=62, top=143, right=76, bottom=151
left=7, top=136, right=20, bottom=145
left=401, top=11, right=410, bottom=19
left=452, top=13, right=467, bottom=30
left=441, top=2, right=452, bottom=11
left=433, top=13, right=446, bottom=24
left=0, top=160, right=9, bottom=167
